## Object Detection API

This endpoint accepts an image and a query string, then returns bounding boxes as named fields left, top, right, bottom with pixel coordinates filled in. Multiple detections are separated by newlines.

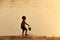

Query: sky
left=0, top=0, right=60, bottom=37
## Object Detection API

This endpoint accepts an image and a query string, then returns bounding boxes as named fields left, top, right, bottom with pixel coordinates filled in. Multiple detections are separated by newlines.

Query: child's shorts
left=21, top=27, right=27, bottom=30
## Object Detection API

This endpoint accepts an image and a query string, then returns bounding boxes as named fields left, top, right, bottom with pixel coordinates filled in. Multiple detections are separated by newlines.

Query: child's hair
left=22, top=16, right=26, bottom=20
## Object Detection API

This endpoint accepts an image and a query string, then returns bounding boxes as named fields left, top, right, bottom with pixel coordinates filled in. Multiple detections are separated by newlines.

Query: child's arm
left=25, top=22, right=30, bottom=26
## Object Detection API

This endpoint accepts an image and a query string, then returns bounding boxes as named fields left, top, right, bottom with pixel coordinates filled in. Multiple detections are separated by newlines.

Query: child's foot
left=25, top=34, right=29, bottom=36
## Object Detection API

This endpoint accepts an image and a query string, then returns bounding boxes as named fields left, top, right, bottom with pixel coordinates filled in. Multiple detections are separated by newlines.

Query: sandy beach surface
left=0, top=36, right=60, bottom=40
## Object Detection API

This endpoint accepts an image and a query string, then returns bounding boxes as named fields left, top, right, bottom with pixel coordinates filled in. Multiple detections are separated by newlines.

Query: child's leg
left=25, top=29, right=27, bottom=36
left=22, top=30, right=24, bottom=36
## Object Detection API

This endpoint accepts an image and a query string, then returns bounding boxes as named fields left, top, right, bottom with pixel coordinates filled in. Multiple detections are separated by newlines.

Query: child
left=21, top=16, right=30, bottom=36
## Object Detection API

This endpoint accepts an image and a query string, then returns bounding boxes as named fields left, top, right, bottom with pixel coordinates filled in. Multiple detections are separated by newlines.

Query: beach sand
left=0, top=36, right=60, bottom=40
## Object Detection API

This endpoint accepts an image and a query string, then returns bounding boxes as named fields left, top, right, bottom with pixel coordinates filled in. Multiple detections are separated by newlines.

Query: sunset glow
left=0, top=0, right=60, bottom=37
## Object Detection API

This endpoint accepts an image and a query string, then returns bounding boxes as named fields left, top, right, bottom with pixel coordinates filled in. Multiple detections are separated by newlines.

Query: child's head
left=22, top=16, right=26, bottom=20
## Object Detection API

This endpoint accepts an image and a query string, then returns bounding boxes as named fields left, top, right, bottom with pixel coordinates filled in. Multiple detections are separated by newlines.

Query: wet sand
left=0, top=36, right=60, bottom=40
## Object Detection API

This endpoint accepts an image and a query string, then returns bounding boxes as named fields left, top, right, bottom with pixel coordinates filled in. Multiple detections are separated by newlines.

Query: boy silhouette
left=21, top=16, right=30, bottom=36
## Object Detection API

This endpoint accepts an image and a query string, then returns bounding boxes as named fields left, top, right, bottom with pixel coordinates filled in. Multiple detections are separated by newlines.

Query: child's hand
left=28, top=25, right=30, bottom=26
